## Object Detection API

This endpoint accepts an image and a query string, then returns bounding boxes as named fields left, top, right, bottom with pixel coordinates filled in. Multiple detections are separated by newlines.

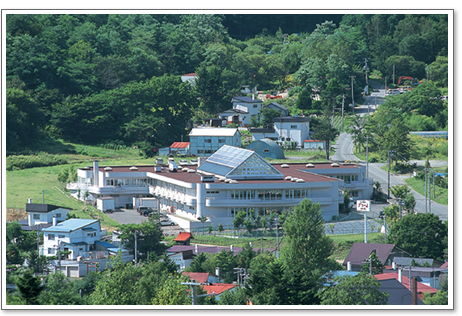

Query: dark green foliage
left=215, top=250, right=237, bottom=283
left=184, top=252, right=209, bottom=273
left=360, top=251, right=385, bottom=275
left=38, top=273, right=83, bottom=305
left=6, top=152, right=68, bottom=171
left=15, top=269, right=43, bottom=305
left=387, top=213, right=447, bottom=261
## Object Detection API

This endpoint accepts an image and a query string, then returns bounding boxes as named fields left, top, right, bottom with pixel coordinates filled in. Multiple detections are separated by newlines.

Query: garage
left=67, top=266, right=79, bottom=278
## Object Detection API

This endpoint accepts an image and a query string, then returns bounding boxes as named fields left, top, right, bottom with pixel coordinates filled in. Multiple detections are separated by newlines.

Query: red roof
left=173, top=232, right=193, bottom=242
left=440, top=262, right=448, bottom=269
left=202, top=283, right=236, bottom=295
left=182, top=272, right=209, bottom=284
left=182, top=73, right=196, bottom=77
left=374, top=272, right=438, bottom=300
left=170, top=142, right=190, bottom=149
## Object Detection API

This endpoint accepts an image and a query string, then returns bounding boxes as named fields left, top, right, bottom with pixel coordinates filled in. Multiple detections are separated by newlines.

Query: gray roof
left=272, top=116, right=311, bottom=123
left=393, top=257, right=434, bottom=267
left=231, top=96, right=262, bottom=103
left=249, top=128, right=275, bottom=133
left=267, top=102, right=288, bottom=111
left=25, top=203, right=71, bottom=213
left=378, top=279, right=425, bottom=305
left=246, top=139, right=285, bottom=159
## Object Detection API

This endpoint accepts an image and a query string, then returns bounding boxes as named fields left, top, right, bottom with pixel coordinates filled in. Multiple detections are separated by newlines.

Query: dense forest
left=6, top=13, right=449, bottom=155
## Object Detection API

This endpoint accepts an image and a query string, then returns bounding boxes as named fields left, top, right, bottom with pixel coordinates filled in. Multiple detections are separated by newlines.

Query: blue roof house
left=41, top=218, right=101, bottom=260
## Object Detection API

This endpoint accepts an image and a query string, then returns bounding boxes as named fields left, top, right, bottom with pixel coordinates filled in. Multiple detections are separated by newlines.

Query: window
left=218, top=139, right=225, bottom=143
left=33, top=214, right=40, bottom=220
left=351, top=191, right=359, bottom=197
left=204, top=139, right=211, bottom=143
left=263, top=149, right=270, bottom=153
left=56, top=213, right=61, bottom=218
left=253, top=104, right=258, bottom=108
left=291, top=125, right=297, bottom=129
left=106, top=179, right=115, bottom=186
left=58, top=235, right=65, bottom=238
left=48, top=248, right=55, bottom=255
left=48, top=234, right=55, bottom=240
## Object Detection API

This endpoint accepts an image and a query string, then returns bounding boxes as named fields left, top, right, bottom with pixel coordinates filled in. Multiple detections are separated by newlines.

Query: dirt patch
left=6, top=208, right=27, bottom=222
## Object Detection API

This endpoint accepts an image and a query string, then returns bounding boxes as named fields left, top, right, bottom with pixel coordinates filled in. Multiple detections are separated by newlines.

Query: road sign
left=356, top=200, right=371, bottom=212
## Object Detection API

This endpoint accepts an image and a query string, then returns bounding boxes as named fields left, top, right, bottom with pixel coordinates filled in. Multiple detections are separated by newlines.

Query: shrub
left=6, top=152, right=67, bottom=170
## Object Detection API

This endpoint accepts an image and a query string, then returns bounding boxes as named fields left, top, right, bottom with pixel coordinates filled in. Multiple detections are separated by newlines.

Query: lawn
left=405, top=176, right=448, bottom=205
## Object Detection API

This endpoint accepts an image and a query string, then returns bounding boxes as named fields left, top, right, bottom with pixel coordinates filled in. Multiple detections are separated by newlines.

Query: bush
left=6, top=152, right=68, bottom=170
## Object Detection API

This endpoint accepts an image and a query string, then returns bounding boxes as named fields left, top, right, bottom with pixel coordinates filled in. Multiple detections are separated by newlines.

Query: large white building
left=68, top=146, right=378, bottom=231
left=189, top=128, right=241, bottom=157
left=272, top=116, right=311, bottom=147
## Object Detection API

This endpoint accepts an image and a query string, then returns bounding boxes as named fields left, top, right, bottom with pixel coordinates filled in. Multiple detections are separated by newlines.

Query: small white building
left=272, top=116, right=311, bottom=148
left=303, top=139, right=325, bottom=150
left=189, top=127, right=241, bottom=157
left=219, top=96, right=263, bottom=127
left=180, top=73, right=197, bottom=86
left=25, top=203, right=71, bottom=227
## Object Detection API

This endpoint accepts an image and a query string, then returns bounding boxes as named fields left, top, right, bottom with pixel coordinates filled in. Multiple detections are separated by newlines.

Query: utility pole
left=349, top=76, right=356, bottom=108
left=134, top=230, right=138, bottom=264
left=392, top=64, right=395, bottom=85
left=387, top=151, right=392, bottom=199
left=42, top=190, right=45, bottom=204
left=424, top=168, right=428, bottom=213
left=364, top=58, right=369, bottom=85
left=365, top=137, right=369, bottom=178
left=181, top=280, right=201, bottom=305
left=341, top=94, right=345, bottom=132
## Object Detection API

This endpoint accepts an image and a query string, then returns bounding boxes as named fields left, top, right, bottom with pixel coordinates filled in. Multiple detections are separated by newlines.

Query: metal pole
left=429, top=170, right=432, bottom=214
left=425, top=168, right=428, bottom=213
left=276, top=222, right=279, bottom=259
left=387, top=151, right=391, bottom=199
left=341, top=95, right=345, bottom=131
left=350, top=76, right=355, bottom=108
left=134, top=230, right=138, bottom=264
left=383, top=215, right=386, bottom=242
left=364, top=212, right=367, bottom=243
left=366, top=137, right=369, bottom=178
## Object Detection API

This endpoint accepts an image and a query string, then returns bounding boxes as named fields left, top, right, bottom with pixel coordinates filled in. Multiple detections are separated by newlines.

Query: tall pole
left=366, top=137, right=369, bottom=178
left=364, top=212, right=368, bottom=243
left=341, top=95, right=345, bottom=131
left=425, top=168, right=428, bottom=213
left=364, top=58, right=369, bottom=85
left=42, top=190, right=45, bottom=204
left=392, top=64, right=395, bottom=85
left=428, top=170, right=432, bottom=214
left=134, top=230, right=138, bottom=264
left=387, top=151, right=391, bottom=199
left=350, top=76, right=356, bottom=108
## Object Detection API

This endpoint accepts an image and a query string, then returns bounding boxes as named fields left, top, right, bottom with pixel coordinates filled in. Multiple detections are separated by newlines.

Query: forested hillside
left=6, top=13, right=448, bottom=155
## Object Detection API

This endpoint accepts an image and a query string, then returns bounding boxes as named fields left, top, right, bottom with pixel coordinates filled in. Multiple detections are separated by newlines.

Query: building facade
left=272, top=116, right=311, bottom=147
left=189, top=128, right=241, bottom=157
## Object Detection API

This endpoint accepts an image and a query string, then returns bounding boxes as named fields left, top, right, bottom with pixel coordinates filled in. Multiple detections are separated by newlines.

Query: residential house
left=272, top=116, right=311, bottom=148
left=183, top=272, right=219, bottom=284
left=168, top=249, right=194, bottom=271
left=218, top=96, right=263, bottom=127
left=374, top=272, right=438, bottom=301
left=189, top=128, right=241, bottom=157
left=343, top=243, right=412, bottom=271
left=265, top=102, right=289, bottom=117
left=246, top=138, right=285, bottom=159
left=205, top=118, right=226, bottom=127
left=249, top=127, right=279, bottom=142
left=21, top=203, right=71, bottom=230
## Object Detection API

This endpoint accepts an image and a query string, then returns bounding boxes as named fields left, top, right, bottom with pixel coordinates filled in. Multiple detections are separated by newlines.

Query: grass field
left=405, top=177, right=448, bottom=205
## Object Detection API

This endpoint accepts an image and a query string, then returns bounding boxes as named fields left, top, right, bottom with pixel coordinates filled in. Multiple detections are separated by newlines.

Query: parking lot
left=105, top=208, right=184, bottom=236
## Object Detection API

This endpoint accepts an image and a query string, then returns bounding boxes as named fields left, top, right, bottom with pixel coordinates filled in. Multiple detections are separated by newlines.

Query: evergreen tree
left=16, top=270, right=43, bottom=305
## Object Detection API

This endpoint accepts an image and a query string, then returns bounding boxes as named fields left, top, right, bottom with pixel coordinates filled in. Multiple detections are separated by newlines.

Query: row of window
left=230, top=207, right=293, bottom=217
left=106, top=178, right=155, bottom=186
left=204, top=139, right=227, bottom=143
left=229, top=189, right=309, bottom=200
left=335, top=175, right=360, bottom=183
left=47, top=234, right=66, bottom=240
left=33, top=213, right=62, bottom=220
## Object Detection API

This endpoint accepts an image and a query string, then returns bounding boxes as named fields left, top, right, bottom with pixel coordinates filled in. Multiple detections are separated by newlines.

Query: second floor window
left=48, top=234, right=55, bottom=240
left=33, top=214, right=40, bottom=219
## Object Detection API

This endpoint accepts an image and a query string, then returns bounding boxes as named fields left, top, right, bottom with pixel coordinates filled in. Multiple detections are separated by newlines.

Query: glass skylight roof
left=197, top=145, right=283, bottom=180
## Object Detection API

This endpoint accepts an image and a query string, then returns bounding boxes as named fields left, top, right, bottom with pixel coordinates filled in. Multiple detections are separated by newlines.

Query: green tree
left=38, top=273, right=82, bottom=305
left=15, top=269, right=43, bottom=305
left=319, top=274, right=389, bottom=305
left=379, top=118, right=414, bottom=163
left=151, top=274, right=190, bottom=305
left=360, top=250, right=385, bottom=275
left=235, top=243, right=257, bottom=269
left=422, top=290, right=448, bottom=305
left=184, top=252, right=209, bottom=273
left=215, top=249, right=237, bottom=283
left=311, top=116, right=339, bottom=160
left=118, top=218, right=166, bottom=261
left=280, top=199, right=339, bottom=305
left=387, top=213, right=447, bottom=260
left=218, top=286, right=247, bottom=305
left=260, top=107, right=281, bottom=128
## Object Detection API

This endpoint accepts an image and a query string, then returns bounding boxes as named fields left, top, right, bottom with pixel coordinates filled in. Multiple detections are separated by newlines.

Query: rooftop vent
left=230, top=180, right=239, bottom=184
left=104, top=167, right=113, bottom=171
left=285, top=176, right=293, bottom=181
left=331, top=163, right=340, bottom=167
left=201, top=175, right=215, bottom=182
left=187, top=169, right=195, bottom=173
left=225, top=179, right=231, bottom=183
left=296, top=179, right=305, bottom=183
left=83, top=166, right=91, bottom=170
left=154, top=166, right=162, bottom=172
left=182, top=168, right=189, bottom=172
left=129, top=166, right=138, bottom=171
left=281, top=164, right=290, bottom=168
left=291, top=178, right=298, bottom=182
left=306, top=163, right=315, bottom=168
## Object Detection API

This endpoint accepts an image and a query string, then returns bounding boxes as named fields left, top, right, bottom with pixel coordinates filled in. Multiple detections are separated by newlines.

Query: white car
left=179, top=159, right=188, bottom=166
left=160, top=219, right=176, bottom=226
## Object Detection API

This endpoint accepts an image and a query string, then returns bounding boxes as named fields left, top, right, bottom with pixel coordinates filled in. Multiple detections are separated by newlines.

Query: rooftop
left=189, top=128, right=239, bottom=137
left=182, top=272, right=209, bottom=284
left=343, top=243, right=396, bottom=267
left=170, top=142, right=190, bottom=149
left=26, top=203, right=71, bottom=213
left=42, top=219, right=99, bottom=233
left=374, top=272, right=438, bottom=300
left=231, top=96, right=262, bottom=103
left=173, top=232, right=193, bottom=242
left=272, top=116, right=311, bottom=123
left=202, top=283, right=236, bottom=295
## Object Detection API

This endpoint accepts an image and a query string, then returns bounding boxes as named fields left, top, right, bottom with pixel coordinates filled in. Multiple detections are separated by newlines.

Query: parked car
left=190, top=159, right=198, bottom=165
left=179, top=159, right=188, bottom=166
left=160, top=219, right=176, bottom=226
left=138, top=206, right=152, bottom=215
left=103, top=209, right=114, bottom=214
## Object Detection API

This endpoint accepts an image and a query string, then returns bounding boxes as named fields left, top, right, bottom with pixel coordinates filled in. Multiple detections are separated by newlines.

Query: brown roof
left=343, top=243, right=396, bottom=267
left=182, top=272, right=209, bottom=284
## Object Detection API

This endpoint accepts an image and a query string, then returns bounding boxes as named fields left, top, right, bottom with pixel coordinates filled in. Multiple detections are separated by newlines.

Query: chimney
left=195, top=244, right=198, bottom=254
left=93, top=160, right=99, bottom=187
left=252, top=93, right=255, bottom=100
left=53, top=215, right=57, bottom=226
left=411, top=277, right=418, bottom=305
left=392, top=262, right=396, bottom=270
left=347, top=261, right=351, bottom=271
left=230, top=245, right=234, bottom=252
left=28, top=198, right=32, bottom=204
left=215, top=267, right=220, bottom=277
left=398, top=268, right=402, bottom=283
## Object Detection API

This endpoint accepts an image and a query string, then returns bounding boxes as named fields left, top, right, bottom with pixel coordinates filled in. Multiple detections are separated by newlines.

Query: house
left=205, top=118, right=226, bottom=128
left=181, top=73, right=197, bottom=86
left=272, top=116, right=311, bottom=148
left=202, top=284, right=236, bottom=299
left=170, top=142, right=190, bottom=156
left=168, top=249, right=194, bottom=271
left=182, top=272, right=219, bottom=284
left=246, top=138, right=285, bottom=159
left=189, top=128, right=241, bottom=157
left=343, top=243, right=412, bottom=271
left=303, top=139, right=325, bottom=150
left=249, top=127, right=279, bottom=142
left=265, top=102, right=289, bottom=116
left=374, top=272, right=438, bottom=301
left=21, top=203, right=71, bottom=230
left=218, top=96, right=263, bottom=127
left=173, top=232, right=193, bottom=245
left=41, top=218, right=102, bottom=260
